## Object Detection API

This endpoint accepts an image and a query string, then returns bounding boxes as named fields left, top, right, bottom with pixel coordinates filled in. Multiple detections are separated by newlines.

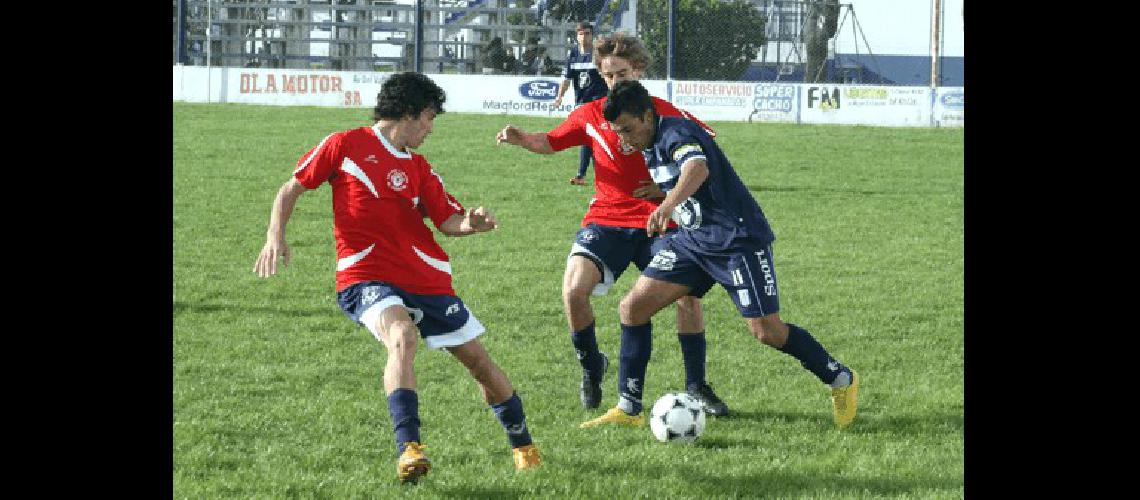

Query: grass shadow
left=173, top=300, right=331, bottom=318
left=748, top=184, right=949, bottom=196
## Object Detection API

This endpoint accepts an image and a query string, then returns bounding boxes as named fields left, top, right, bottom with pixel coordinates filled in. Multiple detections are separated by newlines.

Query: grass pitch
left=173, top=103, right=964, bottom=498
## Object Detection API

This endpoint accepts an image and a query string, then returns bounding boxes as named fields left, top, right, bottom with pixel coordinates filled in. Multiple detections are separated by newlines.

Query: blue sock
left=387, top=388, right=421, bottom=454
left=571, top=321, right=603, bottom=374
left=677, top=332, right=707, bottom=387
left=577, top=145, right=592, bottom=178
left=617, top=322, right=653, bottom=415
left=491, top=392, right=533, bottom=448
left=778, top=323, right=848, bottom=386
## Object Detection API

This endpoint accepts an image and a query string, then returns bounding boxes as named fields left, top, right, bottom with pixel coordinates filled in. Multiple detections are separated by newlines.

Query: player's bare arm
left=495, top=125, right=555, bottom=154
left=632, top=179, right=665, bottom=200
left=254, top=177, right=309, bottom=277
left=552, top=79, right=570, bottom=108
left=439, top=206, right=500, bottom=236
left=647, top=158, right=709, bottom=236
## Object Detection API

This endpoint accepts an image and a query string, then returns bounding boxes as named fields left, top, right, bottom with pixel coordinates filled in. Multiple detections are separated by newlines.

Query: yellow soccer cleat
left=831, top=370, right=860, bottom=428
left=579, top=407, right=645, bottom=428
left=512, top=444, right=542, bottom=470
left=396, top=442, right=431, bottom=484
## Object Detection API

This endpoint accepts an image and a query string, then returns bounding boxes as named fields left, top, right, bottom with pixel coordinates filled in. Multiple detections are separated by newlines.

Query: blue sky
left=831, top=0, right=963, bottom=57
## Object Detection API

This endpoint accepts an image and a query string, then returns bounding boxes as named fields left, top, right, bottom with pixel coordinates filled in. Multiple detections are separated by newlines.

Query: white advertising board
left=750, top=83, right=799, bottom=123
left=226, top=68, right=370, bottom=106
left=173, top=66, right=961, bottom=127
left=933, top=87, right=964, bottom=127
left=799, top=85, right=932, bottom=127
left=669, top=81, right=756, bottom=121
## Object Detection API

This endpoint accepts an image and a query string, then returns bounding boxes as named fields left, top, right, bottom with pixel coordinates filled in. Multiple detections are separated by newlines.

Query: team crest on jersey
left=387, top=169, right=408, bottom=191
left=619, top=139, right=637, bottom=155
left=578, top=229, right=598, bottom=244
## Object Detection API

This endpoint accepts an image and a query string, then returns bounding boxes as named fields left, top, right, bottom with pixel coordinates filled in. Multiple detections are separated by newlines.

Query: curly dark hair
left=603, top=80, right=654, bottom=123
left=373, top=72, right=446, bottom=121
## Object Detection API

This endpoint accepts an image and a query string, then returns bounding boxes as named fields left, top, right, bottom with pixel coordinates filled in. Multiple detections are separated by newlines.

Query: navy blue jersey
left=644, top=116, right=775, bottom=252
left=561, top=46, right=608, bottom=104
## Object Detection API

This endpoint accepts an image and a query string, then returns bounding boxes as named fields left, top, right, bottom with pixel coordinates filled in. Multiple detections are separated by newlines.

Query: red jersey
left=546, top=97, right=715, bottom=229
left=293, top=125, right=466, bottom=295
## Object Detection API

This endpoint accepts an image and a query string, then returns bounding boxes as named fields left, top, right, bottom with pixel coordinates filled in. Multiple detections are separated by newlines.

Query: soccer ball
left=649, top=392, right=706, bottom=443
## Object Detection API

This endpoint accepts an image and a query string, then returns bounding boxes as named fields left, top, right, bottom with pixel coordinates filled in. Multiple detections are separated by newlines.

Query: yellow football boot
left=396, top=442, right=431, bottom=484
left=579, top=407, right=644, bottom=428
left=831, top=370, right=860, bottom=428
left=512, top=444, right=542, bottom=470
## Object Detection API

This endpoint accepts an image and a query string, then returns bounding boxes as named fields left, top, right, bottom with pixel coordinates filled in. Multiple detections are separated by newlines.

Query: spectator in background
left=552, top=22, right=608, bottom=186
left=521, top=36, right=546, bottom=76
left=482, top=36, right=517, bottom=74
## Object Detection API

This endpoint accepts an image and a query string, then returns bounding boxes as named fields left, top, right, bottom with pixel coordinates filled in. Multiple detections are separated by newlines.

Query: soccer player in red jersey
left=495, top=33, right=729, bottom=425
left=253, top=72, right=540, bottom=483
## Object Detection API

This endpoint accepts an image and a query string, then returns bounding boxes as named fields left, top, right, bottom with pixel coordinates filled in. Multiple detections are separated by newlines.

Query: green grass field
left=173, top=102, right=964, bottom=498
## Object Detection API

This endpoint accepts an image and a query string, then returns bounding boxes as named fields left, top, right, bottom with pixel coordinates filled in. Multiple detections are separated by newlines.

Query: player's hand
left=466, top=206, right=499, bottom=232
left=646, top=204, right=674, bottom=237
left=569, top=176, right=588, bottom=186
left=253, top=237, right=291, bottom=278
left=495, top=125, right=524, bottom=146
left=552, top=97, right=563, bottom=108
left=633, top=179, right=665, bottom=199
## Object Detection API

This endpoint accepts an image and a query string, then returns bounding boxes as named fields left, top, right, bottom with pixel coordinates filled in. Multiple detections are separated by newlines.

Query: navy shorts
left=568, top=223, right=673, bottom=296
left=336, top=280, right=484, bottom=349
left=643, top=237, right=781, bottom=318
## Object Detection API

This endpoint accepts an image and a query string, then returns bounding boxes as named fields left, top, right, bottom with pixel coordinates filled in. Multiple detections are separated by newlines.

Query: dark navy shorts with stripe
left=336, top=280, right=484, bottom=349
left=568, top=223, right=675, bottom=296
left=642, top=236, right=781, bottom=318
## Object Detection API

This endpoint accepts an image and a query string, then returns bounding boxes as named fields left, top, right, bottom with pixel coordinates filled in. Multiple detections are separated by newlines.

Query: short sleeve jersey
left=293, top=125, right=466, bottom=295
left=644, top=116, right=775, bottom=252
left=546, top=96, right=716, bottom=229
left=561, top=46, right=608, bottom=104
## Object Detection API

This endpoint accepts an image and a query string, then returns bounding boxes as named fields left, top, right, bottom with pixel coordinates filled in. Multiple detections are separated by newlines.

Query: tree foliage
left=637, top=0, right=766, bottom=80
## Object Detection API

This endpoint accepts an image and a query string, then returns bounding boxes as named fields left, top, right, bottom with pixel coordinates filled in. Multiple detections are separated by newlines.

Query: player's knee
left=464, top=353, right=496, bottom=381
left=386, top=321, right=420, bottom=354
left=562, top=282, right=592, bottom=306
left=749, top=317, right=787, bottom=347
left=619, top=293, right=649, bottom=325
left=675, top=296, right=701, bottom=318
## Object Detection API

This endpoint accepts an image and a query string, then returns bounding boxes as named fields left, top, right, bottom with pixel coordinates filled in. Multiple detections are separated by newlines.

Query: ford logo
left=941, top=92, right=964, bottom=108
left=519, top=80, right=559, bottom=101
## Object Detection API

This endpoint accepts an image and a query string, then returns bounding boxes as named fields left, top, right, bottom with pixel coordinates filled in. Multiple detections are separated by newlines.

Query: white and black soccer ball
left=649, top=392, right=707, bottom=443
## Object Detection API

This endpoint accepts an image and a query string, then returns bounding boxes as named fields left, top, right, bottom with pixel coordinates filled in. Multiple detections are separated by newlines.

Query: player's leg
left=368, top=304, right=431, bottom=483
left=446, top=339, right=541, bottom=470
left=338, top=281, right=432, bottom=483
left=727, top=244, right=859, bottom=428
left=580, top=272, right=696, bottom=428
left=644, top=230, right=728, bottom=417
left=575, top=144, right=593, bottom=180
left=674, top=296, right=729, bottom=416
left=564, top=225, right=636, bottom=409
left=563, top=255, right=609, bottom=407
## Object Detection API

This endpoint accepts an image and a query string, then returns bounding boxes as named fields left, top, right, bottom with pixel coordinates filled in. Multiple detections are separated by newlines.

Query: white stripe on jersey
left=650, top=162, right=681, bottom=184
left=371, top=123, right=412, bottom=159
left=679, top=155, right=707, bottom=171
left=337, top=243, right=375, bottom=272
left=340, top=157, right=379, bottom=198
left=584, top=123, right=615, bottom=160
left=294, top=133, right=335, bottom=175
left=413, top=245, right=452, bottom=275
left=570, top=62, right=596, bottom=70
